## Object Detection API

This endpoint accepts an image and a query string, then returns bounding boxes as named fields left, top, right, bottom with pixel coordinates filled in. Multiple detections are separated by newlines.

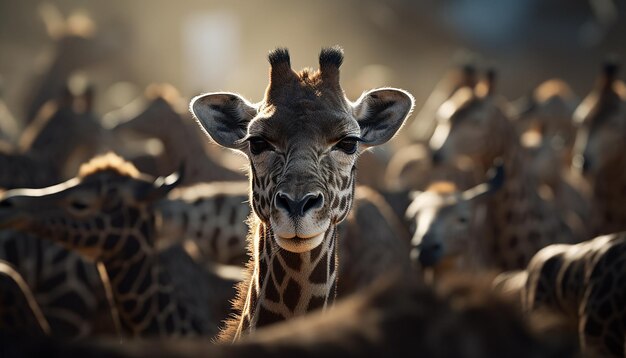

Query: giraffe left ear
left=190, top=92, right=258, bottom=151
left=353, top=88, right=415, bottom=147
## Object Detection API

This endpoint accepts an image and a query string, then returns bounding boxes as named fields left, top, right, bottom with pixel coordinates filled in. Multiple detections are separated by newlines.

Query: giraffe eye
left=249, top=137, right=273, bottom=155
left=69, top=200, right=90, bottom=212
left=334, top=137, right=359, bottom=154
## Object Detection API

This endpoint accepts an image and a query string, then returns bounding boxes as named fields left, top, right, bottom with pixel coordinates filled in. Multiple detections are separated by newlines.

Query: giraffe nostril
left=275, top=192, right=323, bottom=217
left=301, top=193, right=323, bottom=215
left=275, top=192, right=292, bottom=213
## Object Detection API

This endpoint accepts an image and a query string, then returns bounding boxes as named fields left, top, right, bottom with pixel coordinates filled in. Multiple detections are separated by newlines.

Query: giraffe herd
left=0, top=36, right=625, bottom=358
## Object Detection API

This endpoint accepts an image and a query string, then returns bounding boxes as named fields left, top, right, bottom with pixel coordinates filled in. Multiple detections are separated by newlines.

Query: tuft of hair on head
left=319, top=46, right=344, bottom=86
left=78, top=152, right=140, bottom=179
left=268, top=47, right=291, bottom=67
left=425, top=181, right=458, bottom=194
left=267, top=47, right=296, bottom=94
left=319, top=46, right=344, bottom=68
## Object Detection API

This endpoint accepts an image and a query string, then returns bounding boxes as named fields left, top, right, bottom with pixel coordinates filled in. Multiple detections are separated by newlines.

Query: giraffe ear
left=353, top=88, right=415, bottom=147
left=190, top=92, right=258, bottom=150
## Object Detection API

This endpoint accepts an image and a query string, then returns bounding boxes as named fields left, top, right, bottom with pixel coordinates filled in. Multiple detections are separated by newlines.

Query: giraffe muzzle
left=271, top=191, right=330, bottom=253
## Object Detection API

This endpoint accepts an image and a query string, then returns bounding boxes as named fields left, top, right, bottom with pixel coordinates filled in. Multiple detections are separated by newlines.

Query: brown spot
left=256, top=307, right=284, bottom=327
left=264, top=278, right=280, bottom=303
left=307, top=295, right=326, bottom=311
left=309, top=253, right=328, bottom=284
left=284, top=253, right=301, bottom=271
left=272, top=258, right=286, bottom=285
left=283, top=278, right=301, bottom=312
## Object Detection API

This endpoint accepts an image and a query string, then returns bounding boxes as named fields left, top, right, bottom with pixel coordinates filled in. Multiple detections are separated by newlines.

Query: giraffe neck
left=486, top=143, right=571, bottom=270
left=96, top=214, right=208, bottom=337
left=233, top=221, right=338, bottom=341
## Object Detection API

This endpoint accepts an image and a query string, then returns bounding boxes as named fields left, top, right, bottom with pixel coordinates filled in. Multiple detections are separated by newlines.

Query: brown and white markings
left=0, top=153, right=229, bottom=338
left=572, top=62, right=626, bottom=237
left=0, top=230, right=116, bottom=338
left=190, top=47, right=414, bottom=341
left=427, top=71, right=584, bottom=270
left=521, top=233, right=626, bottom=358
left=156, top=181, right=250, bottom=266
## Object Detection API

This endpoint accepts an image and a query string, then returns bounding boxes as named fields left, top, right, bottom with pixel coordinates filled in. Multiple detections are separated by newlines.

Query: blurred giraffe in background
left=572, top=61, right=626, bottom=237
left=422, top=71, right=585, bottom=270
left=509, top=233, right=626, bottom=358
left=19, top=80, right=107, bottom=181
left=110, top=83, right=245, bottom=182
left=0, top=153, right=234, bottom=338
left=0, top=259, right=51, bottom=336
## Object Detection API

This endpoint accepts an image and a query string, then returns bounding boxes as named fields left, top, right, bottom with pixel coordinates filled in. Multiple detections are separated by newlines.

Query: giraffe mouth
left=274, top=232, right=325, bottom=253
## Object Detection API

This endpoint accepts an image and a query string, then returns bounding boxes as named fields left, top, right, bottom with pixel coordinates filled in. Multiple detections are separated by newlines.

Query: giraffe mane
left=216, top=213, right=258, bottom=342
left=78, top=152, right=140, bottom=179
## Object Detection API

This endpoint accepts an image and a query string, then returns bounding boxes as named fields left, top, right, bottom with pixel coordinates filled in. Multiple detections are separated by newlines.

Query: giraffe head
left=0, top=153, right=182, bottom=261
left=191, top=47, right=414, bottom=253
left=572, top=61, right=626, bottom=178
left=406, top=163, right=504, bottom=269
left=429, top=70, right=513, bottom=175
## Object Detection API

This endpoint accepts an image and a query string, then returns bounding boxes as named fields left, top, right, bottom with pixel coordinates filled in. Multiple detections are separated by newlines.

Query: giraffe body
left=0, top=153, right=231, bottom=337
left=523, top=233, right=626, bottom=358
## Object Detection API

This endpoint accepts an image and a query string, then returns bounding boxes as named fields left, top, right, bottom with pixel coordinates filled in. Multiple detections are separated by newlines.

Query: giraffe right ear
left=190, top=92, right=258, bottom=150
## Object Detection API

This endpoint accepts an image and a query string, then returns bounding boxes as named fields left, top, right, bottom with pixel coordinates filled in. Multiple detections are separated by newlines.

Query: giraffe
left=508, top=79, right=589, bottom=226
left=21, top=273, right=576, bottom=358
left=0, top=229, right=117, bottom=338
left=0, top=259, right=51, bottom=336
left=19, top=80, right=107, bottom=181
left=110, top=83, right=245, bottom=182
left=406, top=163, right=504, bottom=273
left=427, top=71, right=584, bottom=270
left=571, top=61, right=626, bottom=237
left=385, top=62, right=480, bottom=191
left=519, top=233, right=626, bottom=357
left=190, top=47, right=414, bottom=341
left=0, top=153, right=231, bottom=337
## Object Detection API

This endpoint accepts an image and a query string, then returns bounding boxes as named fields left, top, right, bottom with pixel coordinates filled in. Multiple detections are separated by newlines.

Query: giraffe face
left=192, top=47, right=414, bottom=253
left=406, top=165, right=503, bottom=268
left=406, top=191, right=473, bottom=268
left=0, top=167, right=180, bottom=260
left=430, top=87, right=510, bottom=172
